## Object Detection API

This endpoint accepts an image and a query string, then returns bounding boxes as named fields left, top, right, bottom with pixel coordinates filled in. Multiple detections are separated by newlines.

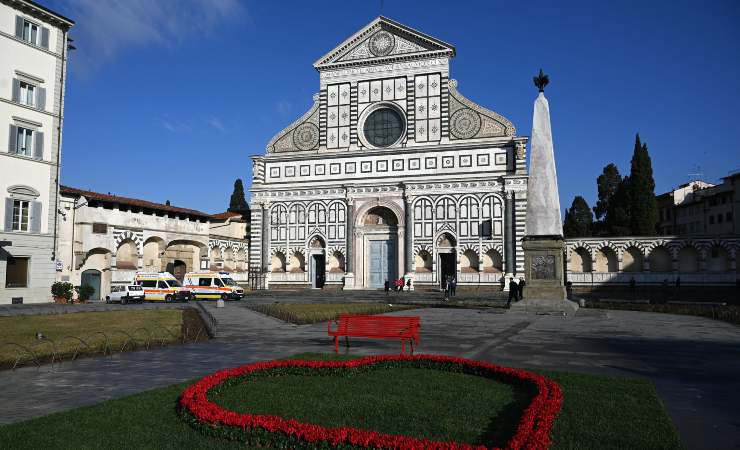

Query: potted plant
left=76, top=284, right=95, bottom=304
left=51, top=281, right=74, bottom=304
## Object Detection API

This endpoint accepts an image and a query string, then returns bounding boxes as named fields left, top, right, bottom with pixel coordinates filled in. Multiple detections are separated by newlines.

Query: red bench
left=327, top=314, right=421, bottom=354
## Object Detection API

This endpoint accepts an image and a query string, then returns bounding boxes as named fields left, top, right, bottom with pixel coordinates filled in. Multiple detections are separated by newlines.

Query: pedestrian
left=450, top=276, right=457, bottom=297
left=384, top=280, right=389, bottom=295
left=406, top=278, right=412, bottom=291
left=506, top=277, right=518, bottom=308
left=443, top=277, right=449, bottom=301
left=499, top=276, right=505, bottom=291
left=397, top=278, right=404, bottom=292
left=518, top=277, right=525, bottom=300
left=675, top=276, right=681, bottom=289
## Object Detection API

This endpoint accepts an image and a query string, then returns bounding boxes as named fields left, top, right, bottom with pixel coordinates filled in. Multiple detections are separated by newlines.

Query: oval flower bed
left=179, top=355, right=563, bottom=450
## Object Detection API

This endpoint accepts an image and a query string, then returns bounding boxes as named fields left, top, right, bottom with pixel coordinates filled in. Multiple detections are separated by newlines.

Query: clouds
left=157, top=115, right=228, bottom=133
left=60, top=0, right=245, bottom=72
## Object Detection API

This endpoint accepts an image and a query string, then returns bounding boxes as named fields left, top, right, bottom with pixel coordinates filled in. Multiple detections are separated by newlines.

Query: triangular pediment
left=314, top=16, right=455, bottom=71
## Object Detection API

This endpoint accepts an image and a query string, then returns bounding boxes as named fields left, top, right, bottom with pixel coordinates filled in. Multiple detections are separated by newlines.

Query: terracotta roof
left=211, top=211, right=243, bottom=220
left=60, top=185, right=212, bottom=219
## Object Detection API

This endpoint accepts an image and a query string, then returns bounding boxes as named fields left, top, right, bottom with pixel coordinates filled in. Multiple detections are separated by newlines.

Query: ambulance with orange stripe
left=133, top=272, right=192, bottom=302
left=183, top=271, right=245, bottom=301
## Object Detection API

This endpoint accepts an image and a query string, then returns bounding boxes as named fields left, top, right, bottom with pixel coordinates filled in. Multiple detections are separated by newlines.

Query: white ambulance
left=183, top=271, right=245, bottom=301
left=133, top=272, right=192, bottom=302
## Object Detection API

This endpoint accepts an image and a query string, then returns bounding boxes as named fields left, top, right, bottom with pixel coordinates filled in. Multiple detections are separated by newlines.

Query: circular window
left=362, top=107, right=405, bottom=148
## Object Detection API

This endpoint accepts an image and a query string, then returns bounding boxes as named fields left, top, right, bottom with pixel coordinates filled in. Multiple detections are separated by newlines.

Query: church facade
left=249, top=17, right=528, bottom=290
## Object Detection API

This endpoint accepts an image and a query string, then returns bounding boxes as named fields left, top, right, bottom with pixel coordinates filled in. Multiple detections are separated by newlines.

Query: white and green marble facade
left=250, top=17, right=529, bottom=290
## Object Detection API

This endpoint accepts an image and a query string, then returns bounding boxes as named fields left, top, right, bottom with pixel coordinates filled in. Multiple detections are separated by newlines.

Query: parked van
left=133, top=272, right=192, bottom=302
left=183, top=271, right=245, bottom=300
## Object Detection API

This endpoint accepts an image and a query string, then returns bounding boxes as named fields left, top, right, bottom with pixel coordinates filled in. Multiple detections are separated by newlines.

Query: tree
left=563, top=196, right=594, bottom=238
left=605, top=177, right=632, bottom=236
left=228, top=179, right=250, bottom=219
left=627, top=134, right=658, bottom=235
left=594, top=163, right=622, bottom=221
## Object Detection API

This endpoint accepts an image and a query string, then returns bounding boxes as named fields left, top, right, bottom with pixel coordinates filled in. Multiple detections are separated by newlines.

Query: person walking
left=384, top=280, right=389, bottom=295
left=518, top=277, right=525, bottom=300
left=450, top=276, right=457, bottom=298
left=406, top=278, right=412, bottom=292
left=506, top=277, right=518, bottom=308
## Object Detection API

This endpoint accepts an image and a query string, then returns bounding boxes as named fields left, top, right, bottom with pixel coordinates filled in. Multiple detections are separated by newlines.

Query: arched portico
left=352, top=201, right=405, bottom=289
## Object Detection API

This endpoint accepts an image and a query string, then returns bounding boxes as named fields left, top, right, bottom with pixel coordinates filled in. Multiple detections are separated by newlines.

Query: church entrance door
left=311, top=254, right=325, bottom=288
left=369, top=240, right=395, bottom=288
left=439, top=253, right=456, bottom=289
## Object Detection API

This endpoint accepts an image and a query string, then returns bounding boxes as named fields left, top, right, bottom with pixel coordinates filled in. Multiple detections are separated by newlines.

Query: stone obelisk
left=511, top=70, right=578, bottom=314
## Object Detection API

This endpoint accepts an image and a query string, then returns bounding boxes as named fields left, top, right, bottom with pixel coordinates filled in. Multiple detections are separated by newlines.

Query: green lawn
left=0, top=354, right=684, bottom=450
left=0, top=309, right=205, bottom=370
left=248, top=302, right=421, bottom=324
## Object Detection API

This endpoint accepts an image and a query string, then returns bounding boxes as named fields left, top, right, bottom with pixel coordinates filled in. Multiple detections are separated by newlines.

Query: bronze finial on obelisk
left=533, top=69, right=549, bottom=93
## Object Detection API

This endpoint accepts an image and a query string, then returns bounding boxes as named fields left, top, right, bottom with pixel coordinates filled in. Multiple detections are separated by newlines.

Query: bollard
left=216, top=299, right=225, bottom=308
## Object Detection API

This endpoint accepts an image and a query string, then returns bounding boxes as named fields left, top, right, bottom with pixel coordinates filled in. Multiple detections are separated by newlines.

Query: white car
left=106, top=285, right=145, bottom=304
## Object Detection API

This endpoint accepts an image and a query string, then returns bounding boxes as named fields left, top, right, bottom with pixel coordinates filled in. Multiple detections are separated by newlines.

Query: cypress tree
left=628, top=134, right=658, bottom=235
left=228, top=179, right=250, bottom=218
left=594, top=163, right=622, bottom=221
left=605, top=177, right=631, bottom=236
left=563, top=196, right=594, bottom=238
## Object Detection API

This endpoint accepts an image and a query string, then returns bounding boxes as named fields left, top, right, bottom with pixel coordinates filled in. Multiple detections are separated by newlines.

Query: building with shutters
left=250, top=17, right=529, bottom=290
left=0, top=0, right=73, bottom=304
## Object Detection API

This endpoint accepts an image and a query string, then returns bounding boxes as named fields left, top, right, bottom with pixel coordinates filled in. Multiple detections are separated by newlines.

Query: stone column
left=261, top=202, right=270, bottom=273
left=346, top=199, right=354, bottom=273
left=404, top=194, right=414, bottom=279
left=504, top=191, right=515, bottom=276
left=343, top=197, right=355, bottom=289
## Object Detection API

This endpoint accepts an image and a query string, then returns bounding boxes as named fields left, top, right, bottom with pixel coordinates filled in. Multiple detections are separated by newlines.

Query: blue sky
left=48, top=0, right=740, bottom=214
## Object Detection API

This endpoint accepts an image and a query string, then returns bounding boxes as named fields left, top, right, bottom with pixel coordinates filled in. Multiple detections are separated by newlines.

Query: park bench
left=327, top=314, right=420, bottom=354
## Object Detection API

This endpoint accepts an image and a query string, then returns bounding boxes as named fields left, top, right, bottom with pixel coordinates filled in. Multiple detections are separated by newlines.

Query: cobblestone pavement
left=1, top=294, right=739, bottom=450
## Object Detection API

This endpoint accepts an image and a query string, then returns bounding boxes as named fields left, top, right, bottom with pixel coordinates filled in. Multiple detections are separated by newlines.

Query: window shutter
left=31, top=201, right=42, bottom=233
left=15, top=16, right=23, bottom=39
left=34, top=131, right=44, bottom=160
left=37, top=87, right=46, bottom=110
left=8, top=125, right=17, bottom=153
left=4, top=198, right=14, bottom=231
left=40, top=27, right=49, bottom=49
left=12, top=79, right=20, bottom=103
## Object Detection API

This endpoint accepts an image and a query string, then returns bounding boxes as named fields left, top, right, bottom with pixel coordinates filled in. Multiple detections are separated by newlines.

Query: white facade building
left=0, top=0, right=73, bottom=304
left=56, top=186, right=249, bottom=302
left=250, top=17, right=528, bottom=290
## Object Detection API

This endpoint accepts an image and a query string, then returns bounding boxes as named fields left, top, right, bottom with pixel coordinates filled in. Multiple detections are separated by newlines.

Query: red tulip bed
left=178, top=354, right=563, bottom=450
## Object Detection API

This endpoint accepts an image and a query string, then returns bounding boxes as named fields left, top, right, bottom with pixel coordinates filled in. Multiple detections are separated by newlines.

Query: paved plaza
left=1, top=294, right=739, bottom=450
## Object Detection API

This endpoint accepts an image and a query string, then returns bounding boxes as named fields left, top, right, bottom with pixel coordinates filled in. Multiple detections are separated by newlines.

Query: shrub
left=51, top=281, right=74, bottom=301
left=76, top=284, right=96, bottom=301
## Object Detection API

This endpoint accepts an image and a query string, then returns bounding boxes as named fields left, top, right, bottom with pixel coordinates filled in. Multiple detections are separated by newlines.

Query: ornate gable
left=314, top=16, right=455, bottom=71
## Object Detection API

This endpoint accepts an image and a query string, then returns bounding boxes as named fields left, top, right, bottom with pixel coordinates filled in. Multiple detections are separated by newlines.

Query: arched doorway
left=436, top=232, right=457, bottom=289
left=308, top=236, right=326, bottom=289
left=81, top=269, right=101, bottom=301
left=166, top=260, right=187, bottom=281
left=360, top=206, right=399, bottom=288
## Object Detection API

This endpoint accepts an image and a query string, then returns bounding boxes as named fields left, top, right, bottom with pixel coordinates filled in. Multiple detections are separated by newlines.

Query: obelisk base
left=509, top=236, right=579, bottom=314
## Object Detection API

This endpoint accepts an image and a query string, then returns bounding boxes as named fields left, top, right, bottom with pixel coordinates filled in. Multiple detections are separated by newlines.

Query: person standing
left=450, top=276, right=457, bottom=298
left=499, top=276, right=505, bottom=291
left=506, top=277, right=518, bottom=308
left=406, top=278, right=412, bottom=292
left=518, top=277, right=525, bottom=300
left=384, top=280, right=389, bottom=295
left=443, top=277, right=450, bottom=301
